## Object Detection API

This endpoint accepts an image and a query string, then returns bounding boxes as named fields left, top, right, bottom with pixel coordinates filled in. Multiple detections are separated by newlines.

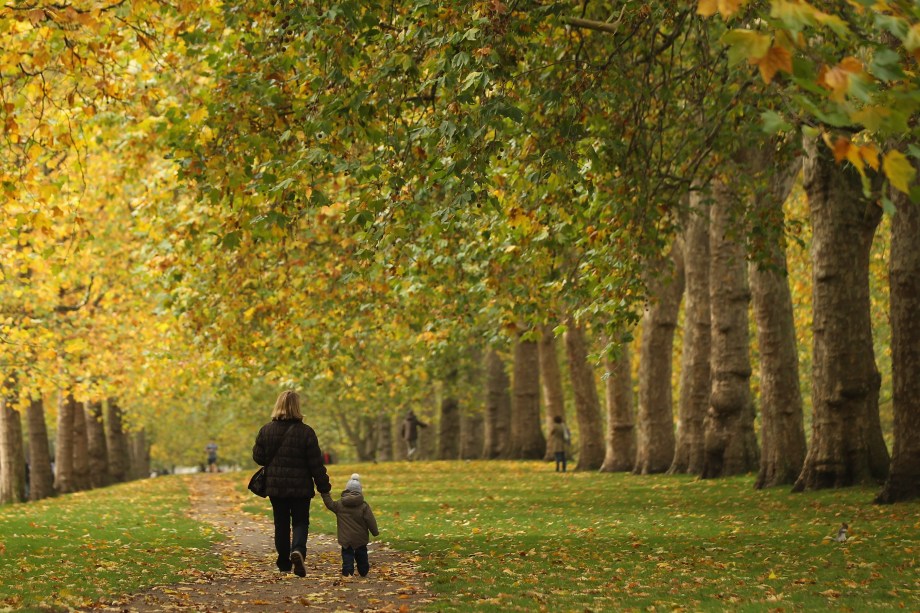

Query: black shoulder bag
left=248, top=423, right=296, bottom=497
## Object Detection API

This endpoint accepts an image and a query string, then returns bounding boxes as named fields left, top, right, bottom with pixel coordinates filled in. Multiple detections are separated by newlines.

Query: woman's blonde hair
left=272, top=390, right=303, bottom=420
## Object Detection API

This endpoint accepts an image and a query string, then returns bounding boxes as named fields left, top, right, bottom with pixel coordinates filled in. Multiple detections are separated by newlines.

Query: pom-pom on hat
left=345, top=473, right=362, bottom=493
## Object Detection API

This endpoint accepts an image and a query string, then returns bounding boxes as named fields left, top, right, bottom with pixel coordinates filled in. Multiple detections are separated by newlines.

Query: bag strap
left=265, top=422, right=297, bottom=468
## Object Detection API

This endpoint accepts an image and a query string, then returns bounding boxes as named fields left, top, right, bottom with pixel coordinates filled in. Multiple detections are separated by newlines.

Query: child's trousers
left=341, top=545, right=369, bottom=576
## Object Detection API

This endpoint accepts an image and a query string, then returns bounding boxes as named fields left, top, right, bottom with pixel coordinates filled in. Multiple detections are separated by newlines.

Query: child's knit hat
left=345, top=473, right=362, bottom=493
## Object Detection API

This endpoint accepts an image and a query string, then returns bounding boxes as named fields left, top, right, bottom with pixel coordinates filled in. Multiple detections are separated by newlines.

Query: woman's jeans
left=270, top=496, right=311, bottom=568
left=341, top=545, right=370, bottom=576
left=555, top=451, right=567, bottom=472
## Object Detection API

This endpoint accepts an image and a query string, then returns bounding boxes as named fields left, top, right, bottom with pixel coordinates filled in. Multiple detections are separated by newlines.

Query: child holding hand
left=321, top=473, right=379, bottom=577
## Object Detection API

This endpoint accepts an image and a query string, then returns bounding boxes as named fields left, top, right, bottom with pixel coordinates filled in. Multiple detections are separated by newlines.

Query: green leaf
left=720, top=30, right=771, bottom=66
left=869, top=48, right=905, bottom=82
left=761, top=110, right=792, bottom=134
left=219, top=231, right=241, bottom=250
left=880, top=194, right=896, bottom=216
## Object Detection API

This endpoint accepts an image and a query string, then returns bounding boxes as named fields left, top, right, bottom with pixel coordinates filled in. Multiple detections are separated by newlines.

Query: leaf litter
left=105, top=475, right=431, bottom=612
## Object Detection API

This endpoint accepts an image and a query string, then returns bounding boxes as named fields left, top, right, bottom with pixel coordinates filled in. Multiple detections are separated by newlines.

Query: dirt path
left=106, top=475, right=432, bottom=612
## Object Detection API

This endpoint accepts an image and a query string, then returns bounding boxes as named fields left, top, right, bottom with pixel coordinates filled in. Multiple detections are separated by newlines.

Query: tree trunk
left=55, top=392, right=77, bottom=494
left=105, top=399, right=130, bottom=484
left=460, top=412, right=484, bottom=460
left=85, top=401, right=110, bottom=488
left=129, top=429, right=150, bottom=480
left=26, top=395, right=55, bottom=501
left=72, top=400, right=91, bottom=491
left=876, top=179, right=920, bottom=503
left=749, top=156, right=807, bottom=489
left=375, top=413, right=393, bottom=462
left=635, top=244, right=685, bottom=474
left=438, top=394, right=461, bottom=460
left=0, top=396, right=27, bottom=504
left=509, top=331, right=545, bottom=459
left=601, top=341, right=636, bottom=472
left=564, top=319, right=606, bottom=470
left=794, top=138, right=889, bottom=491
left=539, top=325, right=567, bottom=461
left=702, top=181, right=760, bottom=478
left=670, top=195, right=711, bottom=475
left=483, top=349, right=512, bottom=459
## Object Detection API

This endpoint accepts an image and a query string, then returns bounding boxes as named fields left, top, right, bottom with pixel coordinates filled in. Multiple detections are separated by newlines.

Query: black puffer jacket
left=253, top=418, right=331, bottom=499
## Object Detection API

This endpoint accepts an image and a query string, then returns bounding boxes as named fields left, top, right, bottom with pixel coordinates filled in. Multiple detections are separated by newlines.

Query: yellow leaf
left=882, top=150, right=915, bottom=194
left=859, top=144, right=880, bottom=171
left=755, top=45, right=792, bottom=84
left=718, top=0, right=746, bottom=17
left=697, top=0, right=718, bottom=16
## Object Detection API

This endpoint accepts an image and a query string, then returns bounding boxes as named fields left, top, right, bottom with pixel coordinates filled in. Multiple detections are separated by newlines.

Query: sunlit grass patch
left=0, top=476, right=220, bottom=611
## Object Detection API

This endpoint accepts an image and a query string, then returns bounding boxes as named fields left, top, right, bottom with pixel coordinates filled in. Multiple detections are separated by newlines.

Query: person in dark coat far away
left=400, top=409, right=428, bottom=460
left=253, top=390, right=331, bottom=576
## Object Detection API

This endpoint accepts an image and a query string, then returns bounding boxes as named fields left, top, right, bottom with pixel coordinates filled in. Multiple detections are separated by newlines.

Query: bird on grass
left=834, top=523, right=848, bottom=542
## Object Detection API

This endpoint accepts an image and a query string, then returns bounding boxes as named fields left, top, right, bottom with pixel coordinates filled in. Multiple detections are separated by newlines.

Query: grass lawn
left=2, top=461, right=918, bottom=612
left=0, top=476, right=221, bottom=612
left=298, top=461, right=920, bottom=612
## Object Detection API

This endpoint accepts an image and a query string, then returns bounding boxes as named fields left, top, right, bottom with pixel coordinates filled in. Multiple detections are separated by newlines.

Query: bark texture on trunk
left=460, top=412, right=484, bottom=460
left=0, top=397, right=26, bottom=504
left=483, top=349, right=512, bottom=459
left=26, top=396, right=55, bottom=501
left=72, top=400, right=91, bottom=491
left=129, top=429, right=150, bottom=480
left=749, top=156, right=807, bottom=489
left=105, top=399, right=130, bottom=484
left=635, top=245, right=685, bottom=475
left=509, top=332, right=545, bottom=459
left=375, top=413, right=393, bottom=462
left=539, top=325, right=567, bottom=461
left=85, top=401, right=110, bottom=488
left=55, top=393, right=76, bottom=494
left=563, top=319, right=606, bottom=470
left=794, top=139, right=889, bottom=491
left=702, top=182, right=760, bottom=478
left=876, top=180, right=920, bottom=503
left=670, top=195, right=711, bottom=475
left=438, top=394, right=461, bottom=460
left=600, top=341, right=636, bottom=472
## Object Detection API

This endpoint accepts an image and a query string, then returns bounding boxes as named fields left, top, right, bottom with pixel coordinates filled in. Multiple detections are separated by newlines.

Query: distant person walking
left=548, top=415, right=570, bottom=472
left=253, top=390, right=331, bottom=576
left=206, top=442, right=218, bottom=473
left=400, top=409, right=427, bottom=460
left=321, top=473, right=379, bottom=577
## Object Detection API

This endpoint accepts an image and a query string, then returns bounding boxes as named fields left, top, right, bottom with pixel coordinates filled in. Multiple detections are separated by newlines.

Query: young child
left=321, top=473, right=379, bottom=577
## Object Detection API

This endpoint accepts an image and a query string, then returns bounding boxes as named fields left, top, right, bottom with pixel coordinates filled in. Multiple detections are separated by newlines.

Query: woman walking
left=253, top=390, right=331, bottom=576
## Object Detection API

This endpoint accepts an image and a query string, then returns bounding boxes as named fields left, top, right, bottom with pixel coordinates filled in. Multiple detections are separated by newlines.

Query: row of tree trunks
left=0, top=392, right=140, bottom=505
